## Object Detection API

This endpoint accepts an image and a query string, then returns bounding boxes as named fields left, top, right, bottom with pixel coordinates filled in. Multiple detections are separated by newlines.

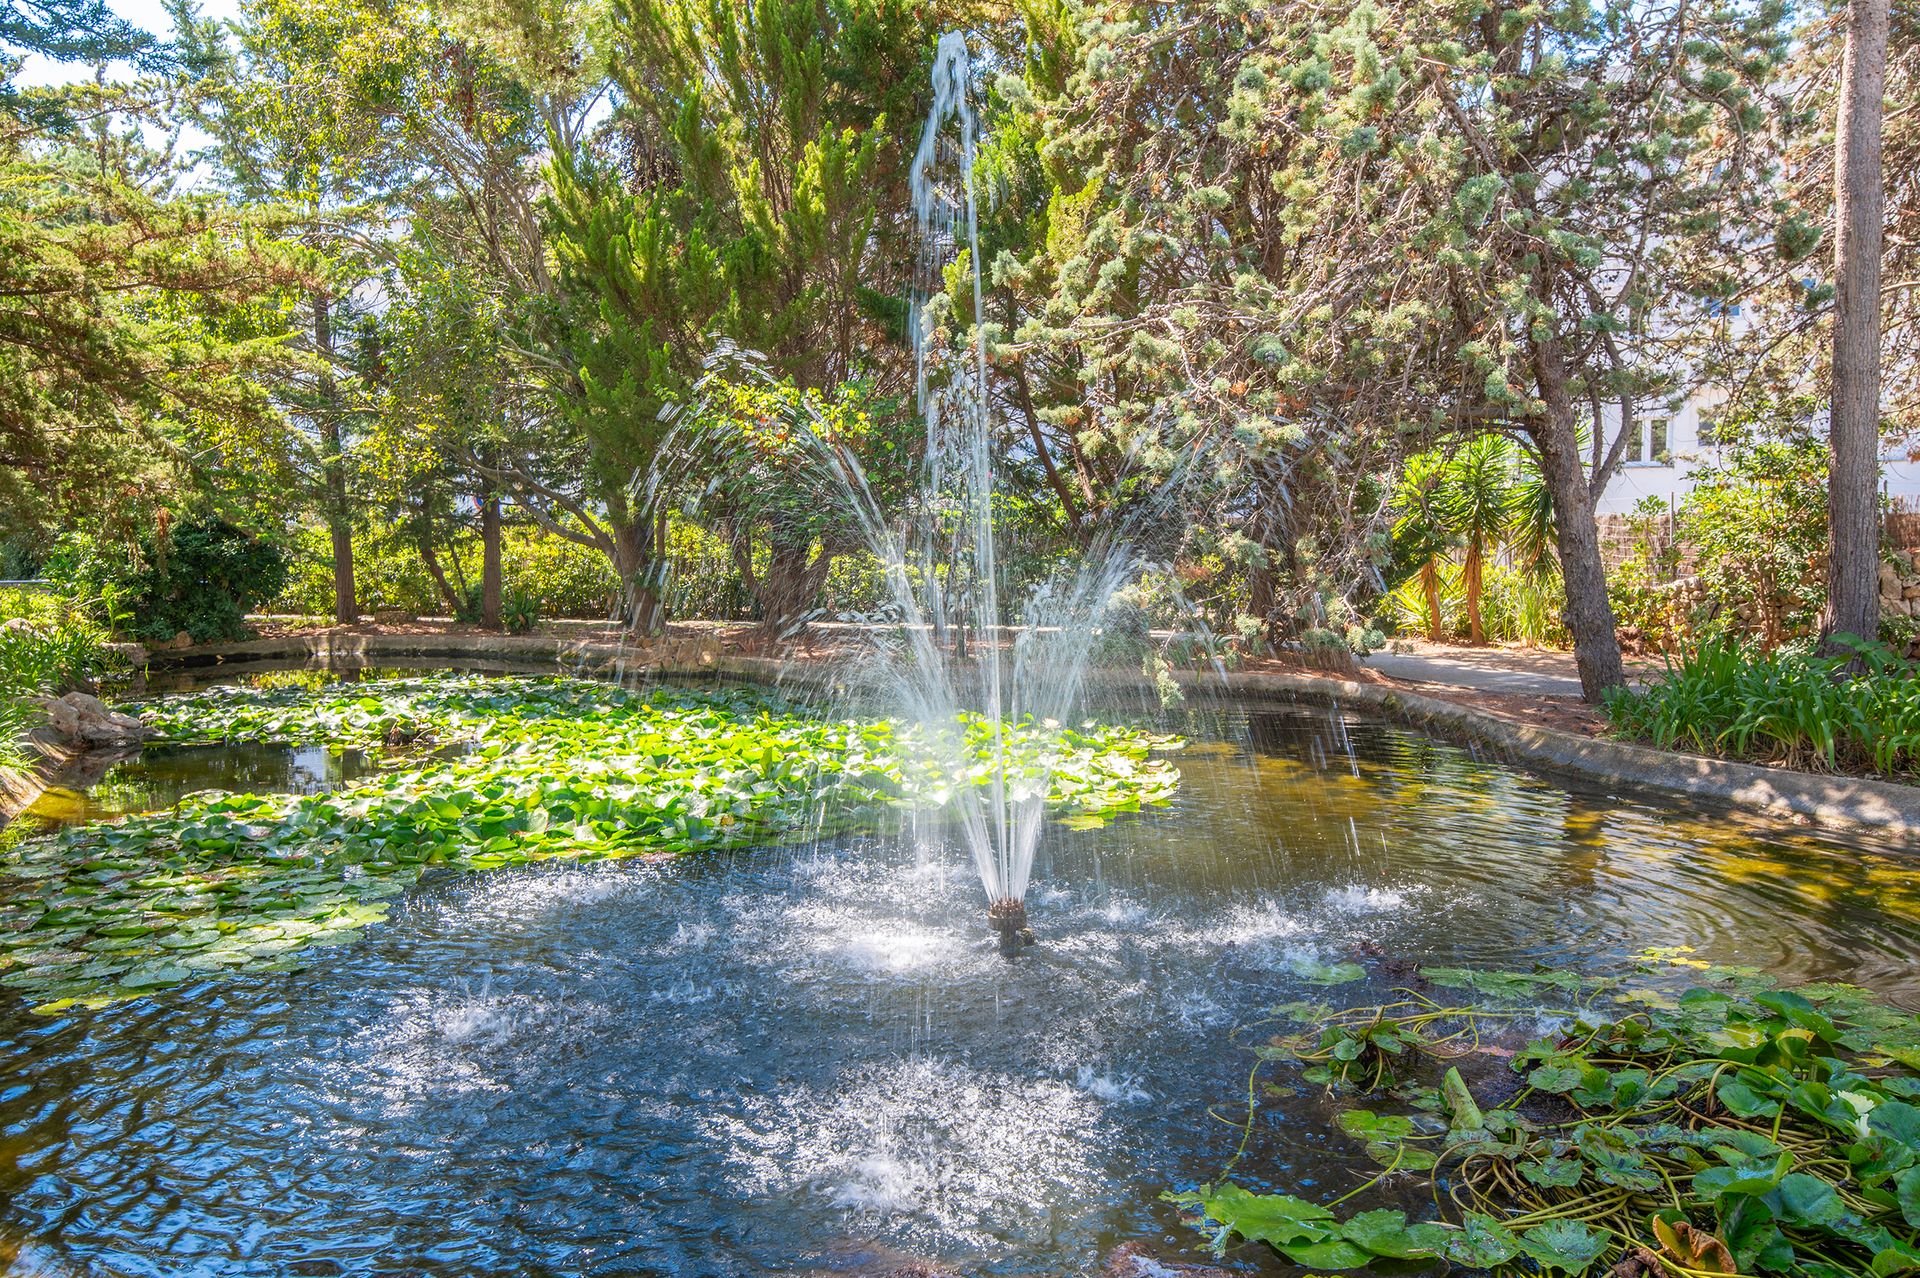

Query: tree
left=1823, top=0, right=1890, bottom=651
left=1436, top=438, right=1519, bottom=646
left=0, top=4, right=309, bottom=550
left=176, top=0, right=435, bottom=625
left=1011, top=0, right=1790, bottom=698
left=584, top=0, right=934, bottom=633
left=1, top=0, right=168, bottom=125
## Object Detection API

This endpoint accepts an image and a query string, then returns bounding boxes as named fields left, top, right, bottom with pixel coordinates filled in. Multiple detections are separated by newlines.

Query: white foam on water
left=714, top=1057, right=1106, bottom=1249
left=1322, top=884, right=1412, bottom=914
left=834, top=926, right=957, bottom=975
left=668, top=921, right=715, bottom=950
left=434, top=997, right=517, bottom=1047
left=1074, top=1066, right=1151, bottom=1105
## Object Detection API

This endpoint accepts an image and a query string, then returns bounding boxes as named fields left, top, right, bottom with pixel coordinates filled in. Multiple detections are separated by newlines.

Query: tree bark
left=480, top=473, right=503, bottom=630
left=1822, top=0, right=1889, bottom=654
left=1421, top=560, right=1444, bottom=642
left=418, top=527, right=463, bottom=616
left=313, top=291, right=357, bottom=625
left=1531, top=337, right=1628, bottom=701
left=1463, top=543, right=1486, bottom=644
left=612, top=519, right=662, bottom=634
left=735, top=530, right=832, bottom=638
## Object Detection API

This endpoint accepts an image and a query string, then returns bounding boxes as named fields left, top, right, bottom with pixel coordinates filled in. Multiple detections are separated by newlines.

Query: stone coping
left=28, top=630, right=1918, bottom=846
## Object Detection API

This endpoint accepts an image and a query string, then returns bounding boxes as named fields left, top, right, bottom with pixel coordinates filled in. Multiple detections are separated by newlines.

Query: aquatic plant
left=0, top=677, right=1180, bottom=1012
left=1605, top=638, right=1920, bottom=778
left=1174, top=954, right=1920, bottom=1275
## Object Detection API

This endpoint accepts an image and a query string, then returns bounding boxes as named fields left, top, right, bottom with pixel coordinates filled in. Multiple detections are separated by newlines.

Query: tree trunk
left=1421, top=560, right=1444, bottom=642
left=480, top=474, right=503, bottom=630
left=1464, top=544, right=1486, bottom=644
left=313, top=291, right=357, bottom=625
left=1822, top=0, right=1889, bottom=654
left=418, top=529, right=463, bottom=616
left=752, top=534, right=832, bottom=638
left=1531, top=338, right=1628, bottom=701
left=612, top=520, right=662, bottom=634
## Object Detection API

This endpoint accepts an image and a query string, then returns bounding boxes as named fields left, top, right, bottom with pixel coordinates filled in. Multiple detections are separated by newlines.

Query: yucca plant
left=1435, top=436, right=1519, bottom=644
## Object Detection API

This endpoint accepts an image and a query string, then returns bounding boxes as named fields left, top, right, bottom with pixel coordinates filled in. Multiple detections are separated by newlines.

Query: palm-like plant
left=1388, top=451, right=1455, bottom=641
left=1434, top=436, right=1518, bottom=644
left=1505, top=447, right=1559, bottom=582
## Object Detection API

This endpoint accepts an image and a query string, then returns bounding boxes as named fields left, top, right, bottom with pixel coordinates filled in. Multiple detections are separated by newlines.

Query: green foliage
left=1605, top=639, right=1920, bottom=777
left=124, top=518, right=288, bottom=645
left=1383, top=437, right=1560, bottom=644
left=1680, top=434, right=1831, bottom=648
left=1384, top=560, right=1571, bottom=648
left=0, top=590, right=117, bottom=767
left=0, top=676, right=1182, bottom=1009
left=1608, top=424, right=1831, bottom=655
left=1180, top=956, right=1920, bottom=1276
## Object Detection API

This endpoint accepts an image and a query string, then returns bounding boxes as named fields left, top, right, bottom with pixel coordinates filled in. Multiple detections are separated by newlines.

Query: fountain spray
left=658, top=33, right=1157, bottom=955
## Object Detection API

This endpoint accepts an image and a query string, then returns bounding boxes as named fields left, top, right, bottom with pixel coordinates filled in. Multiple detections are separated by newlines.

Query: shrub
left=1604, top=638, right=1920, bottom=777
left=1680, top=435, right=1828, bottom=647
left=1380, top=560, right=1567, bottom=647
left=500, top=586, right=541, bottom=635
left=127, top=518, right=288, bottom=644
left=1607, top=425, right=1830, bottom=655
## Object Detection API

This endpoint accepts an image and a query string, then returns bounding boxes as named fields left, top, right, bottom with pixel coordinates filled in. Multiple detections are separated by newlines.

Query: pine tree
left=587, top=0, right=934, bottom=632
left=1009, top=0, right=1792, bottom=698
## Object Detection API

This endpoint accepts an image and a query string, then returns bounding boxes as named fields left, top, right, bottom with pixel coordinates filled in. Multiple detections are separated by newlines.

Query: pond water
left=1, top=675, right=1917, bottom=1277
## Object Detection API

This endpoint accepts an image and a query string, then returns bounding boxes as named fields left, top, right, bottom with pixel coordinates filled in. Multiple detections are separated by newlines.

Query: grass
left=1603, top=639, right=1920, bottom=779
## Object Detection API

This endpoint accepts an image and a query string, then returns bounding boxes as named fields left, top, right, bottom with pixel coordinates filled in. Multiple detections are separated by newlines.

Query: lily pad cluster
left=1175, top=953, right=1920, bottom=1276
left=1, top=676, right=1182, bottom=1013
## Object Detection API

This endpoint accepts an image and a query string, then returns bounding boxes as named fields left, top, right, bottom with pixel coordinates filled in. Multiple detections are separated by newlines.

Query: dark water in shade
left=1, top=688, right=1918, bottom=1278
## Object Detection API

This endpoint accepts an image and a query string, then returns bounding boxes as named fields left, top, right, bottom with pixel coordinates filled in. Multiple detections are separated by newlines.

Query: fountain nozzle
left=988, top=897, right=1036, bottom=955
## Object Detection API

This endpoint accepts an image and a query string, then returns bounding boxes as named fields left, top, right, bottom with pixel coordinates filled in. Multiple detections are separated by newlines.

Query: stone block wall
left=1880, top=552, right=1920, bottom=658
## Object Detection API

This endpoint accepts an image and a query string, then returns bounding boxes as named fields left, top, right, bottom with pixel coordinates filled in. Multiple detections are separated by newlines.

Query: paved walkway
left=1360, top=641, right=1649, bottom=697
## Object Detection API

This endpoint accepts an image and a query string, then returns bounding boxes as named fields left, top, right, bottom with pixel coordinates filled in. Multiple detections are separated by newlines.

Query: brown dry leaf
left=1652, top=1218, right=1736, bottom=1274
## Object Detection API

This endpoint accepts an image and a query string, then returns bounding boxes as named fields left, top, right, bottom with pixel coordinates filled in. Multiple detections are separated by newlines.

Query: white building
left=1590, top=392, right=1920, bottom=516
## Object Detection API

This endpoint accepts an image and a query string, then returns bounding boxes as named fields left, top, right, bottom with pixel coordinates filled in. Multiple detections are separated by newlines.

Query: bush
left=1607, top=426, right=1830, bottom=655
left=500, top=586, right=541, bottom=634
left=127, top=518, right=288, bottom=644
left=1604, top=638, right=1920, bottom=777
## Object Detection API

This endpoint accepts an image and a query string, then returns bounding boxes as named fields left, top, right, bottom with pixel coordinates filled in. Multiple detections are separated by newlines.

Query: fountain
left=657, top=32, right=1159, bottom=952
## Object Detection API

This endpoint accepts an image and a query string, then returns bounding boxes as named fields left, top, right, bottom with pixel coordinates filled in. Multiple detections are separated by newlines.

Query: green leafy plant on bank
left=0, top=590, right=120, bottom=768
left=0, top=677, right=1182, bottom=1012
left=1173, top=954, right=1920, bottom=1276
left=1604, top=639, right=1920, bottom=778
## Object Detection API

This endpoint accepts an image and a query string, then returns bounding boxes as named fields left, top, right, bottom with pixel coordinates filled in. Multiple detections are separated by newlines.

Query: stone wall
left=1880, top=552, right=1920, bottom=657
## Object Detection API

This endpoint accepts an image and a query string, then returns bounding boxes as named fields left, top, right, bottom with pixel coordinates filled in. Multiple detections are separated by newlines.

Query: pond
left=1, top=670, right=1916, bottom=1277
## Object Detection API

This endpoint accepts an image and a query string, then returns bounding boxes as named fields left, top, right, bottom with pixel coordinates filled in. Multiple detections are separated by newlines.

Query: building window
left=1623, top=416, right=1669, bottom=467
left=1697, top=406, right=1723, bottom=449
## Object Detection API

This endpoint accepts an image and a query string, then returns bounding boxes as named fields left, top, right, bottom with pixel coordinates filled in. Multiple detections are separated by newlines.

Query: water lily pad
left=1518, top=1219, right=1606, bottom=1272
